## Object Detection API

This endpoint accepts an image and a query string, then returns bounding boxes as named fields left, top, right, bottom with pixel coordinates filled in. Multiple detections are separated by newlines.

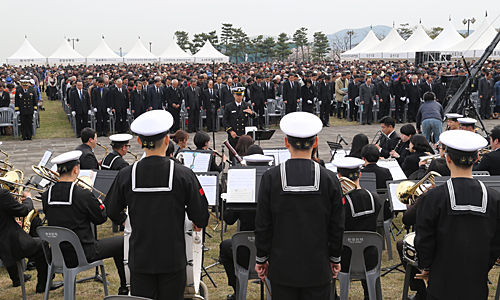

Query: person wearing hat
left=415, top=130, right=500, bottom=300
left=473, top=125, right=500, bottom=175
left=254, top=112, right=344, bottom=300
left=101, top=134, right=132, bottom=171
left=445, top=113, right=463, bottom=130
left=222, top=87, right=256, bottom=159
left=41, top=150, right=128, bottom=295
left=105, top=110, right=209, bottom=300
left=331, top=156, right=382, bottom=300
left=14, top=76, right=38, bottom=140
left=457, top=117, right=477, bottom=132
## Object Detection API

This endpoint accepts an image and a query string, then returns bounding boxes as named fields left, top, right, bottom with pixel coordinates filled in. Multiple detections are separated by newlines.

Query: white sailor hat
left=130, top=110, right=173, bottom=149
left=457, top=117, right=477, bottom=126
left=446, top=113, right=463, bottom=120
left=280, top=112, right=322, bottom=139
left=232, top=87, right=245, bottom=95
left=331, top=157, right=365, bottom=169
left=51, top=150, right=82, bottom=173
left=109, top=133, right=133, bottom=143
left=243, top=154, right=274, bottom=163
left=440, top=130, right=487, bottom=164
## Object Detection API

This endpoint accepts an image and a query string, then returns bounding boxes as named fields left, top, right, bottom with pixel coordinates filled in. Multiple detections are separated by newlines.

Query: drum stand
left=201, top=228, right=218, bottom=288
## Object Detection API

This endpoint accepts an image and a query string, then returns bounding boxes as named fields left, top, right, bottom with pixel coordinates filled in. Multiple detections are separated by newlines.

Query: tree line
left=174, top=24, right=331, bottom=63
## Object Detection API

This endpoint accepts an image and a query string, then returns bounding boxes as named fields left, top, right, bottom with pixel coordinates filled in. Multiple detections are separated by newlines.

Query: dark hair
left=400, top=124, right=416, bottom=136
left=426, top=158, right=450, bottom=176
left=166, top=140, right=175, bottom=156
left=247, top=144, right=264, bottom=155
left=170, top=130, right=189, bottom=144
left=446, top=150, right=476, bottom=169
left=193, top=131, right=210, bottom=149
left=81, top=127, right=96, bottom=143
left=348, top=133, right=369, bottom=159
left=97, top=77, right=104, bottom=84
left=423, top=91, right=436, bottom=101
left=410, top=134, right=432, bottom=153
left=304, top=78, right=312, bottom=85
left=255, top=74, right=262, bottom=79
left=380, top=116, right=395, bottom=128
left=235, top=135, right=253, bottom=156
left=361, top=144, right=380, bottom=163
left=491, top=125, right=500, bottom=143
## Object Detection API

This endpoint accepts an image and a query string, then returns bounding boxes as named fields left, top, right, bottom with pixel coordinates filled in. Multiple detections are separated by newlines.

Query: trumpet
left=396, top=171, right=442, bottom=205
left=97, top=142, right=108, bottom=160
left=478, top=147, right=492, bottom=162
left=127, top=150, right=139, bottom=162
left=338, top=177, right=357, bottom=195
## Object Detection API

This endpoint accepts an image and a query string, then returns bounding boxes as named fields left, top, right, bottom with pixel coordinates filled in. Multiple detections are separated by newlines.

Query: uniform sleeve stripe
left=256, top=256, right=269, bottom=263
left=330, top=256, right=341, bottom=263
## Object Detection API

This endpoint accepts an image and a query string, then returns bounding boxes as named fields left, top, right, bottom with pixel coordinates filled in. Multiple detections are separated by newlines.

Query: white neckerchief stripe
left=345, top=189, right=375, bottom=218
left=280, top=161, right=320, bottom=192
left=48, top=182, right=75, bottom=205
left=447, top=178, right=487, bottom=213
left=132, top=159, right=174, bottom=192
left=101, top=154, right=120, bottom=169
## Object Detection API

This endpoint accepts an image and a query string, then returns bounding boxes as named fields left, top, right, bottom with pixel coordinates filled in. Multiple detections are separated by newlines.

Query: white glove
left=400, top=97, right=406, bottom=102
left=87, top=110, right=91, bottom=115
left=406, top=99, right=410, bottom=104
left=420, top=99, right=425, bottom=103
left=93, top=108, right=97, bottom=113
left=72, top=111, right=76, bottom=117
left=107, top=108, right=111, bottom=113
left=307, top=100, right=312, bottom=104
left=127, top=108, right=131, bottom=114
left=319, top=101, right=322, bottom=105
left=108, top=110, right=113, bottom=116
left=330, top=100, right=334, bottom=105
left=15, top=111, right=20, bottom=117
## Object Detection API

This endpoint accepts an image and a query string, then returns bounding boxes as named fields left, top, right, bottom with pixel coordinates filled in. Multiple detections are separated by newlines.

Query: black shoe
left=27, top=261, right=36, bottom=271
left=226, top=294, right=236, bottom=300
left=36, top=281, right=63, bottom=293
left=367, top=122, right=371, bottom=125
left=13, top=274, right=31, bottom=287
left=20, top=137, right=24, bottom=141
left=76, top=135, right=81, bottom=138
left=118, top=287, right=129, bottom=295
left=325, top=124, right=330, bottom=127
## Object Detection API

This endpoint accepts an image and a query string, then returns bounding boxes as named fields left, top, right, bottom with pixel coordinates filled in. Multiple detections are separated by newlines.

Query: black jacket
left=220, top=84, right=234, bottom=107
left=264, top=81, right=275, bottom=100
left=405, top=82, right=420, bottom=102
left=348, top=81, right=360, bottom=102
left=109, top=86, right=129, bottom=112
left=166, top=86, right=184, bottom=109
left=362, top=163, right=393, bottom=190
left=379, top=131, right=401, bottom=159
left=91, top=86, right=110, bottom=112
left=282, top=80, right=300, bottom=104
left=130, top=89, right=147, bottom=117
left=317, top=81, right=332, bottom=102
left=69, top=88, right=90, bottom=114
left=75, top=143, right=99, bottom=170
left=146, top=86, right=165, bottom=110
left=201, top=88, right=219, bottom=110
left=250, top=82, right=266, bottom=106
left=15, top=86, right=38, bottom=115
left=402, top=151, right=427, bottom=177
left=377, top=80, right=393, bottom=102
left=185, top=86, right=201, bottom=111
left=474, top=149, right=500, bottom=175
left=0, top=91, right=10, bottom=107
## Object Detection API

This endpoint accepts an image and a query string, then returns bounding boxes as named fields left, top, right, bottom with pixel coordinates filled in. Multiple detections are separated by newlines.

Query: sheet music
left=227, top=168, right=256, bottom=203
left=278, top=150, right=291, bottom=165
left=196, top=175, right=218, bottom=206
left=389, top=183, right=407, bottom=211
left=38, top=150, right=53, bottom=166
left=377, top=159, right=407, bottom=180
left=78, top=170, right=97, bottom=185
left=263, top=149, right=290, bottom=165
left=182, top=152, right=211, bottom=173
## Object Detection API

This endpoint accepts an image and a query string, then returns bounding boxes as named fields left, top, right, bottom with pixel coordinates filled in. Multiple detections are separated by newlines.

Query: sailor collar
left=48, top=182, right=76, bottom=206
left=101, top=151, right=120, bottom=169
left=345, top=190, right=375, bottom=218
left=131, top=158, right=174, bottom=192
left=447, top=178, right=487, bottom=213
left=280, top=160, right=320, bottom=192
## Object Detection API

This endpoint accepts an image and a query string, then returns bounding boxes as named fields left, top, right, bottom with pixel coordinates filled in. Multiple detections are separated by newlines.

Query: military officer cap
left=280, top=112, right=322, bottom=150
left=440, top=130, right=487, bottom=165
left=20, top=76, right=30, bottom=85
left=109, top=133, right=132, bottom=148
left=332, top=157, right=365, bottom=180
left=457, top=117, right=477, bottom=126
left=243, top=154, right=274, bottom=163
left=51, top=150, right=82, bottom=173
left=232, top=87, right=245, bottom=95
left=130, top=110, right=173, bottom=149
left=445, top=113, right=463, bottom=121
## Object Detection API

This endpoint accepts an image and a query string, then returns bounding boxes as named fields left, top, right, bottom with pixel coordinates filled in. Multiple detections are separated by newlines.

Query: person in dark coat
left=282, top=74, right=300, bottom=114
left=348, top=75, right=361, bottom=121
left=250, top=75, right=266, bottom=129
left=264, top=74, right=276, bottom=101
left=376, top=116, right=401, bottom=159
left=185, top=79, right=201, bottom=133
left=415, top=130, right=500, bottom=300
left=14, top=77, right=38, bottom=140
left=390, top=124, right=416, bottom=165
left=301, top=79, right=315, bottom=113
left=401, top=134, right=433, bottom=178
left=91, top=78, right=110, bottom=137
left=166, top=79, right=184, bottom=133
left=0, top=83, right=10, bottom=107
left=359, top=77, right=375, bottom=125
left=318, top=76, right=333, bottom=126
left=201, top=80, right=219, bottom=132
left=146, top=78, right=164, bottom=110
left=478, top=72, right=494, bottom=119
left=130, top=82, right=147, bottom=119
left=100, top=134, right=132, bottom=171
left=474, top=125, right=500, bottom=175
left=361, top=144, right=393, bottom=190
left=109, top=79, right=129, bottom=133
left=376, top=74, right=393, bottom=119
left=75, top=127, right=100, bottom=170
left=69, top=80, right=91, bottom=138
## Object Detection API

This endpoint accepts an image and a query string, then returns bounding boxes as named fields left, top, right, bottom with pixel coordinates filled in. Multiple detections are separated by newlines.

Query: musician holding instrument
left=193, top=131, right=227, bottom=172
left=75, top=127, right=100, bottom=170
left=374, top=116, right=401, bottom=159
left=105, top=110, right=209, bottom=300
left=41, top=150, right=128, bottom=295
left=0, top=189, right=63, bottom=293
left=415, top=130, right=500, bottom=300
left=474, top=125, right=500, bottom=175
left=331, top=157, right=381, bottom=300
left=222, top=87, right=256, bottom=160
left=101, top=134, right=132, bottom=171
left=255, top=112, right=344, bottom=300
left=390, top=124, right=416, bottom=165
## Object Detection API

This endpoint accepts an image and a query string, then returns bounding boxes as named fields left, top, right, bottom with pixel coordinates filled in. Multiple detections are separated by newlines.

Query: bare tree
left=330, top=34, right=351, bottom=60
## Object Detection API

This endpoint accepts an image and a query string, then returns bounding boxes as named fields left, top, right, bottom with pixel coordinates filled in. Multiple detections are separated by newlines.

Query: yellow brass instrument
left=127, top=150, right=139, bottom=162
left=396, top=171, right=442, bottom=205
left=478, top=147, right=492, bottom=162
left=338, top=177, right=357, bottom=195
left=97, top=142, right=108, bottom=160
left=0, top=149, right=12, bottom=176
left=76, top=176, right=107, bottom=200
left=419, top=154, right=440, bottom=169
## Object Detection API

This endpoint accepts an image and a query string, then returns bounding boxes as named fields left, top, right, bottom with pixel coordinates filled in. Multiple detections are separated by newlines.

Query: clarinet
left=223, top=140, right=243, bottom=164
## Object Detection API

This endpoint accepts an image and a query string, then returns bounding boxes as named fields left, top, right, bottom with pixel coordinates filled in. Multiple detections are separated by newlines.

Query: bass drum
left=184, top=215, right=203, bottom=296
left=403, top=232, right=418, bottom=266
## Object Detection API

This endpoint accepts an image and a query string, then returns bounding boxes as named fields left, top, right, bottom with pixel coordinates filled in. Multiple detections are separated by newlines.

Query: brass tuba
left=338, top=177, right=357, bottom=195
left=0, top=149, right=12, bottom=176
left=396, top=171, right=442, bottom=205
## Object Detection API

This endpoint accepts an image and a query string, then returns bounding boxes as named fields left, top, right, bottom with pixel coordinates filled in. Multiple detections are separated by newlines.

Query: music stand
left=178, top=149, right=213, bottom=173
left=251, top=130, right=276, bottom=146
left=327, top=141, right=343, bottom=161
left=32, top=149, right=55, bottom=188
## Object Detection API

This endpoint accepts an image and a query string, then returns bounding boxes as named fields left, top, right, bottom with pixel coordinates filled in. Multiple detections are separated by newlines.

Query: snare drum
left=403, top=232, right=418, bottom=266
left=184, top=215, right=203, bottom=296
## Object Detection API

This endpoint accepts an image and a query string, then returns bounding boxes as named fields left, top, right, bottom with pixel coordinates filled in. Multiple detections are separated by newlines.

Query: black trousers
left=96, top=110, right=108, bottom=135
left=406, top=100, right=417, bottom=122
left=168, top=108, right=181, bottom=132
left=349, top=101, right=359, bottom=121
left=47, top=86, right=57, bottom=100
left=254, top=102, right=265, bottom=127
left=285, top=102, right=297, bottom=114
left=188, top=109, right=199, bottom=132
left=320, top=102, right=330, bottom=125
left=7, top=237, right=48, bottom=291
left=20, top=114, right=33, bottom=139
left=302, top=103, right=314, bottom=113
left=271, top=281, right=330, bottom=300
left=131, top=268, right=186, bottom=300
left=91, top=236, right=127, bottom=289
left=115, top=110, right=128, bottom=133
left=379, top=98, right=390, bottom=119
left=396, top=99, right=407, bottom=122
left=480, top=97, right=491, bottom=118
left=75, top=113, right=88, bottom=136
left=219, top=239, right=251, bottom=291
left=205, top=109, right=215, bottom=131
left=361, top=100, right=373, bottom=124
left=396, top=240, right=427, bottom=296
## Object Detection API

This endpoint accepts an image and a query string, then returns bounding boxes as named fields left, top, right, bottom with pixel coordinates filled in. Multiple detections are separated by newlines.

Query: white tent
left=416, top=20, right=464, bottom=52
left=48, top=39, right=85, bottom=64
left=159, top=41, right=194, bottom=63
left=87, top=38, right=123, bottom=64
left=446, top=17, right=497, bottom=58
left=193, top=40, right=229, bottom=63
left=340, top=30, right=381, bottom=60
left=7, top=38, right=46, bottom=65
left=386, top=25, right=432, bottom=59
left=360, top=27, right=405, bottom=59
left=123, top=38, right=158, bottom=63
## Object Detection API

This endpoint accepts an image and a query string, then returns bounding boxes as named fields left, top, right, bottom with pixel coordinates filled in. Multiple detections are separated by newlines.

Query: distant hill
left=327, top=25, right=392, bottom=45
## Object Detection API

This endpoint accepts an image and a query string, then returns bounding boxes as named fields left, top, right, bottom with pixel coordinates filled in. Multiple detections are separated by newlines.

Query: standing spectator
left=376, top=74, right=393, bottom=119
left=348, top=75, right=361, bottom=121
left=109, top=79, right=129, bottom=134
left=69, top=80, right=91, bottom=138
left=494, top=79, right=500, bottom=119
left=166, top=79, right=183, bottom=133
left=478, top=71, right=494, bottom=119
left=301, top=79, right=315, bottom=113
left=185, top=79, right=201, bottom=133
left=282, top=74, right=300, bottom=114
left=250, top=75, right=266, bottom=129
left=91, top=78, right=111, bottom=137
left=359, top=77, right=375, bottom=125
left=318, top=75, right=332, bottom=126
left=14, top=77, right=37, bottom=140
left=405, top=75, right=420, bottom=123
left=416, top=92, right=444, bottom=144
left=335, top=72, right=348, bottom=119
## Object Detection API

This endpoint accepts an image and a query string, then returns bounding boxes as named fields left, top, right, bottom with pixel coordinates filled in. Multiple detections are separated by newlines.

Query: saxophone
left=127, top=150, right=139, bottom=162
left=97, top=142, right=108, bottom=160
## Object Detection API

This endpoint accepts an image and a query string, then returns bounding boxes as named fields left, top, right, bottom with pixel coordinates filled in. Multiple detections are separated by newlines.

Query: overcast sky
left=2, top=0, right=499, bottom=64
